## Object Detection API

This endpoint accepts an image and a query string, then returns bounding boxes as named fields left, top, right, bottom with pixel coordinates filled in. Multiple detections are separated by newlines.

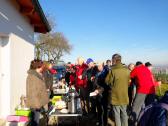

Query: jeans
left=113, top=105, right=128, bottom=126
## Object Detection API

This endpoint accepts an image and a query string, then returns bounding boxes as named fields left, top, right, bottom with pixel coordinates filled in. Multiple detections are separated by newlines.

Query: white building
left=0, top=0, right=50, bottom=118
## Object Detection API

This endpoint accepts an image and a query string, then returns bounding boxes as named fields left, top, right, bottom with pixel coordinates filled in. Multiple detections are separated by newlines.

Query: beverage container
left=68, top=92, right=76, bottom=113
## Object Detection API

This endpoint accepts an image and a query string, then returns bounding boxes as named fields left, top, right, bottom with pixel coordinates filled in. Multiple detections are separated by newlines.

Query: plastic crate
left=6, top=121, right=29, bottom=126
left=52, top=96, right=62, bottom=105
left=15, top=110, right=31, bottom=117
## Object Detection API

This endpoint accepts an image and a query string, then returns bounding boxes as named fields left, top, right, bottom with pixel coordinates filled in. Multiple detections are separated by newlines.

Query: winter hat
left=86, top=58, right=94, bottom=64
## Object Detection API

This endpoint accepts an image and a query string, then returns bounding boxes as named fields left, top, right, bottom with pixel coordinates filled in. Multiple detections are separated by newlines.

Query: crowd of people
left=26, top=53, right=163, bottom=126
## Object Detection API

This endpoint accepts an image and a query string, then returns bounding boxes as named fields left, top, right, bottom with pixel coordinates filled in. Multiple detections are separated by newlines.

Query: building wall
left=10, top=33, right=34, bottom=115
left=0, top=0, right=34, bottom=43
left=0, top=0, right=35, bottom=117
left=0, top=37, right=11, bottom=118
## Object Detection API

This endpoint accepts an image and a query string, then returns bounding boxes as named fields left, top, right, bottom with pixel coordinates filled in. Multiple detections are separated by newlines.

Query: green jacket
left=105, top=63, right=130, bottom=105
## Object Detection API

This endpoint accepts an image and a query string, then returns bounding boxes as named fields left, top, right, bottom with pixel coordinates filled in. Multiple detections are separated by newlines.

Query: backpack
left=137, top=102, right=168, bottom=126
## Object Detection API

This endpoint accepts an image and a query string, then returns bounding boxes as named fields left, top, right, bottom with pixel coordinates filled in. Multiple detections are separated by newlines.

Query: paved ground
left=47, top=113, right=115, bottom=126
left=0, top=114, right=115, bottom=126
left=0, top=119, right=6, bottom=126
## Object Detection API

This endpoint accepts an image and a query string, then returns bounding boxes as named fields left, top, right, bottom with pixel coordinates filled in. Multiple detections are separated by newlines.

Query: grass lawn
left=156, top=83, right=168, bottom=97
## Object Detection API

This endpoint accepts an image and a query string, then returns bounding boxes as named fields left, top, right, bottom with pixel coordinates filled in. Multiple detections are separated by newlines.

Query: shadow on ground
left=46, top=113, right=115, bottom=126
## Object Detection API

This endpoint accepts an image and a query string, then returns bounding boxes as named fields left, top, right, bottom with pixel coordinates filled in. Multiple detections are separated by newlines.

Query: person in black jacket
left=91, top=62, right=110, bottom=126
left=65, top=62, right=72, bottom=85
left=104, top=59, right=112, bottom=72
left=85, top=58, right=98, bottom=115
left=137, top=91, right=168, bottom=126
left=97, top=62, right=110, bottom=126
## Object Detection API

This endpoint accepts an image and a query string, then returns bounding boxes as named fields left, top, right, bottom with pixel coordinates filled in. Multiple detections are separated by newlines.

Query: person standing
left=69, top=65, right=76, bottom=87
left=130, top=61, right=161, bottom=125
left=145, top=62, right=161, bottom=100
left=96, top=62, right=110, bottom=126
left=65, top=62, right=72, bottom=86
left=106, top=54, right=130, bottom=126
left=104, top=59, right=112, bottom=72
left=75, top=57, right=89, bottom=114
left=26, top=59, right=49, bottom=126
left=85, top=58, right=98, bottom=115
left=43, top=61, right=56, bottom=99
left=90, top=62, right=104, bottom=126
left=128, top=63, right=135, bottom=107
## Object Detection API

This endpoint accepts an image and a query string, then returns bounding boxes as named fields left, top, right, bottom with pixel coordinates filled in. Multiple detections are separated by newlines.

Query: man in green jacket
left=106, top=54, right=130, bottom=126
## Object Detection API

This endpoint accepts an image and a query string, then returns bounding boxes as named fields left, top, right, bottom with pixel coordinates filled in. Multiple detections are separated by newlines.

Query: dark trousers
left=90, top=97, right=97, bottom=115
left=128, top=85, right=134, bottom=106
left=96, top=97, right=104, bottom=126
left=31, top=109, right=40, bottom=126
left=78, top=86, right=90, bottom=114
left=102, top=100, right=108, bottom=126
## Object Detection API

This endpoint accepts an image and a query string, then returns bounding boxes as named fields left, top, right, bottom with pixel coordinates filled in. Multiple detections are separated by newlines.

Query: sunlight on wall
left=0, top=37, right=11, bottom=118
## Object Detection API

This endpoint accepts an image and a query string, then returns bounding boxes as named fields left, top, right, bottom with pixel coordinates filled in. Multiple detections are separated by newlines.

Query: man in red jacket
left=130, top=61, right=160, bottom=124
left=75, top=57, right=89, bottom=114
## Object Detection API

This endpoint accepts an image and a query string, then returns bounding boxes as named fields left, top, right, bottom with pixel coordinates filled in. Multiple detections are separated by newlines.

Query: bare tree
left=35, top=32, right=72, bottom=62
left=35, top=33, right=52, bottom=60
left=50, top=32, right=72, bottom=63
left=35, top=15, right=72, bottom=62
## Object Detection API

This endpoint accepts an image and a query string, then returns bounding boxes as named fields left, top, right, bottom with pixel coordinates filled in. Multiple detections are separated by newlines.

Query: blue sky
left=39, top=0, right=168, bottom=65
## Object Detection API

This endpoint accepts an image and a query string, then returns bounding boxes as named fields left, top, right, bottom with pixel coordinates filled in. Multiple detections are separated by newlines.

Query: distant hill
left=153, top=64, right=168, bottom=69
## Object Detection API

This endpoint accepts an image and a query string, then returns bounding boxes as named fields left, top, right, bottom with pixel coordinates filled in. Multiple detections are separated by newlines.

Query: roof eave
left=31, top=0, right=51, bottom=33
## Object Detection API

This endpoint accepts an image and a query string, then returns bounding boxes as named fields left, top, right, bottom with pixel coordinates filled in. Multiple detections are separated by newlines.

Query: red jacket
left=75, top=64, right=88, bottom=87
left=70, top=73, right=76, bottom=86
left=130, top=65, right=158, bottom=94
left=49, top=68, right=57, bottom=74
